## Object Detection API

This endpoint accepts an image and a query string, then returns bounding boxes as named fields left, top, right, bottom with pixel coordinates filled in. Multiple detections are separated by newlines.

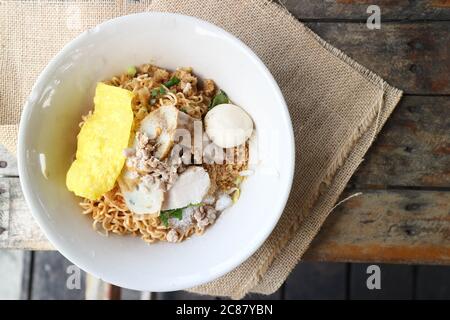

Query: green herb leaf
left=160, top=212, right=170, bottom=227
left=209, top=90, right=229, bottom=109
left=151, top=79, right=175, bottom=99
left=127, top=66, right=137, bottom=77
left=159, top=203, right=203, bottom=227
left=151, top=88, right=159, bottom=97
left=159, top=208, right=183, bottom=227
left=151, top=86, right=166, bottom=97
left=163, top=76, right=181, bottom=88
left=171, top=208, right=183, bottom=220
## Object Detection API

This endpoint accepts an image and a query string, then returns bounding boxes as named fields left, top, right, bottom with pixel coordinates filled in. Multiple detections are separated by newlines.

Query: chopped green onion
left=232, top=189, right=240, bottom=203
left=150, top=78, right=178, bottom=99
left=151, top=88, right=159, bottom=97
left=159, top=212, right=170, bottom=227
left=151, top=87, right=165, bottom=98
left=163, top=76, right=181, bottom=88
left=127, top=66, right=137, bottom=77
left=209, top=90, right=230, bottom=109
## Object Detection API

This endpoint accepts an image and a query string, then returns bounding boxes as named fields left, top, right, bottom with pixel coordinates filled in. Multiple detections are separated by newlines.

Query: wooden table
left=1, top=1, right=449, bottom=267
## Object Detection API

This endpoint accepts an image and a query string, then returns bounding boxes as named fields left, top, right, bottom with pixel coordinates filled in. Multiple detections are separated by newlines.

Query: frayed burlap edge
left=187, top=0, right=403, bottom=299
left=0, top=125, right=18, bottom=156
left=190, top=85, right=402, bottom=299
left=250, top=87, right=402, bottom=296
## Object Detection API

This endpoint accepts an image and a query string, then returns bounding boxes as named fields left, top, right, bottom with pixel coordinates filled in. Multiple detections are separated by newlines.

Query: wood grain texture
left=0, top=178, right=51, bottom=250
left=304, top=189, right=450, bottom=264
left=306, top=22, right=450, bottom=94
left=283, top=0, right=450, bottom=20
left=105, top=283, right=121, bottom=300
left=0, top=145, right=17, bottom=177
left=20, top=251, right=33, bottom=300
left=120, top=289, right=150, bottom=300
left=85, top=274, right=123, bottom=300
left=0, top=249, right=24, bottom=299
left=351, top=96, right=450, bottom=188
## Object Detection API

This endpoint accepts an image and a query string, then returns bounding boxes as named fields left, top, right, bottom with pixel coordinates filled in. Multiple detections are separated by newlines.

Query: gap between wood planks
left=347, top=185, right=450, bottom=192
left=301, top=19, right=450, bottom=23
left=277, top=0, right=450, bottom=22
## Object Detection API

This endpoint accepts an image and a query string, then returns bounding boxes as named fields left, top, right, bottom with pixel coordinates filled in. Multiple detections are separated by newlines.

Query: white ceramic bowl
left=18, top=12, right=294, bottom=292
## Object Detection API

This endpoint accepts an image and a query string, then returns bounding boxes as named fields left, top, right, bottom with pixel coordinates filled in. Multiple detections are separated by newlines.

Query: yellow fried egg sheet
left=66, top=83, right=134, bottom=200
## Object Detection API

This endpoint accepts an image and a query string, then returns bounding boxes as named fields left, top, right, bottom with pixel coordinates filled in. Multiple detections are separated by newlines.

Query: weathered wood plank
left=307, top=22, right=450, bottom=95
left=120, top=288, right=151, bottom=300
left=0, top=249, right=24, bottom=299
left=85, top=276, right=123, bottom=300
left=31, top=251, right=85, bottom=300
left=351, top=96, right=450, bottom=188
left=284, top=262, right=348, bottom=299
left=2, top=176, right=449, bottom=265
left=349, top=263, right=414, bottom=299
left=20, top=251, right=33, bottom=300
left=0, top=178, right=51, bottom=250
left=304, top=189, right=450, bottom=264
left=0, top=178, right=9, bottom=241
left=105, top=284, right=122, bottom=300
left=0, top=145, right=17, bottom=177
left=284, top=0, right=450, bottom=20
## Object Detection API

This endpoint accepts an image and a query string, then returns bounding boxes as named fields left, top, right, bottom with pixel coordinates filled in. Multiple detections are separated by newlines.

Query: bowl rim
left=18, top=11, right=295, bottom=291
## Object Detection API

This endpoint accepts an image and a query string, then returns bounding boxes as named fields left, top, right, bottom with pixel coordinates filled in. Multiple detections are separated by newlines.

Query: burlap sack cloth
left=0, top=0, right=402, bottom=298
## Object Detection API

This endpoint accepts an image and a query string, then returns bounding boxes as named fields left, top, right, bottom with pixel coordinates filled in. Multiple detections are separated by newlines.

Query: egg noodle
left=79, top=64, right=248, bottom=243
